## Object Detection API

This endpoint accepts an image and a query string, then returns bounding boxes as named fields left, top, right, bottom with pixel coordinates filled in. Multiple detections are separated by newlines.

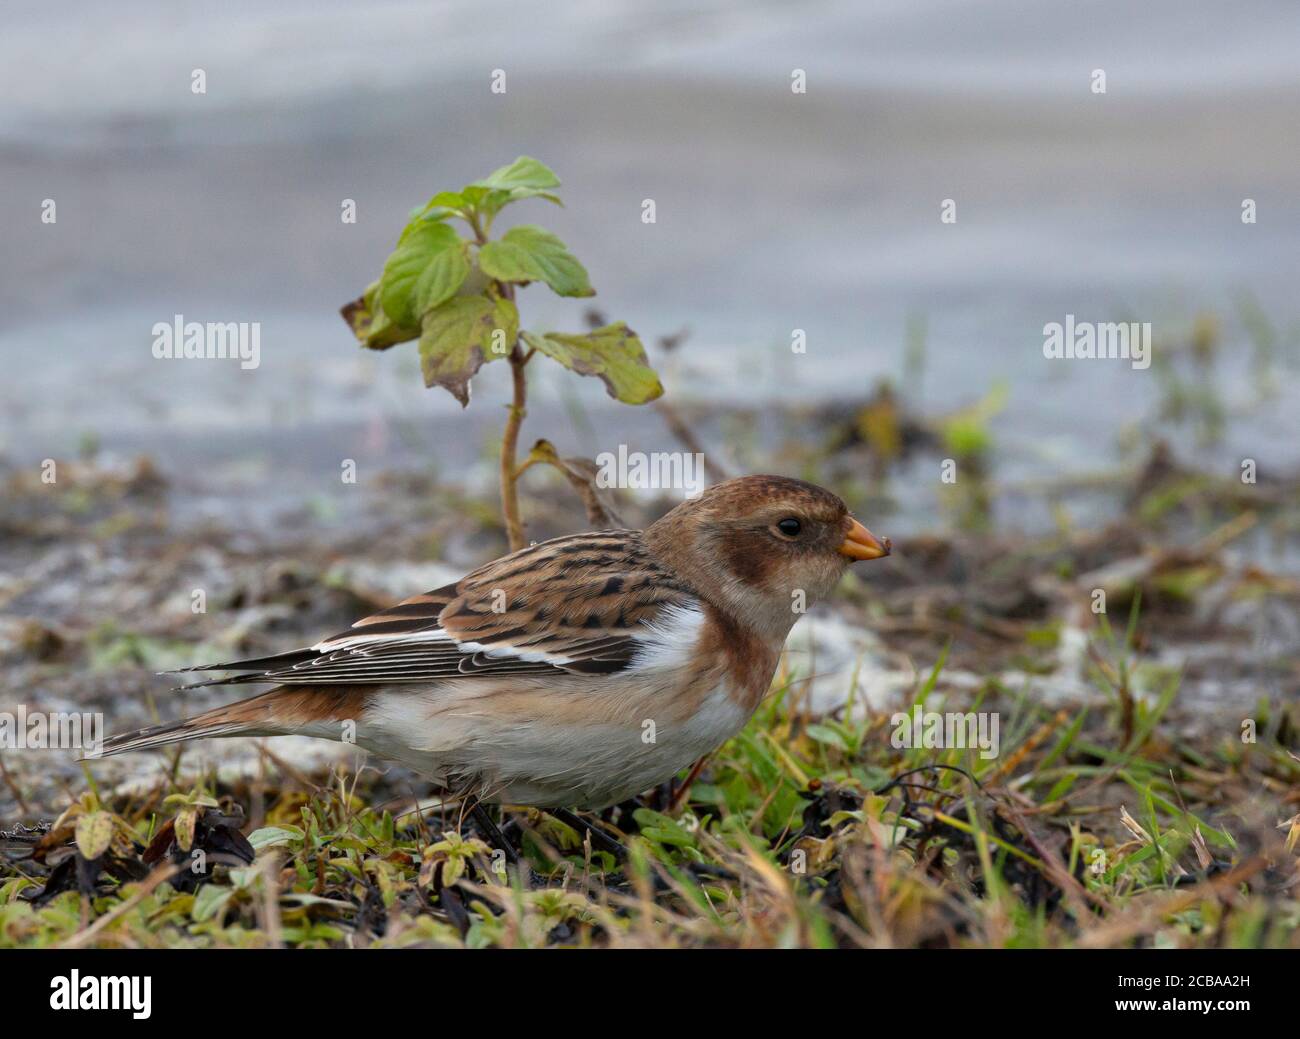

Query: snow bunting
left=101, top=475, right=890, bottom=809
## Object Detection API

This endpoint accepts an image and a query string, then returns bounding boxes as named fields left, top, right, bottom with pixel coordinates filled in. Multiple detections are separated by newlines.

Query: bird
left=100, top=475, right=890, bottom=821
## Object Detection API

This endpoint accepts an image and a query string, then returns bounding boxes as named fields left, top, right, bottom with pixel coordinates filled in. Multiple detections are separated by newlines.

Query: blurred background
left=2, top=1, right=1299, bottom=812
left=3, top=0, right=1299, bottom=527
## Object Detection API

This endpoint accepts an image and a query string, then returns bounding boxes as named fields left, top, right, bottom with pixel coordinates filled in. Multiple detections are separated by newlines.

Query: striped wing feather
left=176, top=531, right=698, bottom=687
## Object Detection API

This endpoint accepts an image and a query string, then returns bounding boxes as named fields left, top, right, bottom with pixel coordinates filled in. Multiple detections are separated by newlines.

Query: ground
left=2, top=373, right=1298, bottom=948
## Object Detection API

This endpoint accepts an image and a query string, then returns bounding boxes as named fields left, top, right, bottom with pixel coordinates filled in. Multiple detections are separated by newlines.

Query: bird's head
left=646, top=474, right=890, bottom=638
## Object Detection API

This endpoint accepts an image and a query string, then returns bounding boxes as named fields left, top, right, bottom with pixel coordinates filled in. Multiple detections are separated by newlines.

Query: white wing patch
left=453, top=639, right=574, bottom=666
left=312, top=627, right=576, bottom=666
left=626, top=602, right=705, bottom=673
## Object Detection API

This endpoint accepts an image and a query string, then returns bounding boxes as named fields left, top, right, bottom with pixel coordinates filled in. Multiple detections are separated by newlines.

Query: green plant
left=341, top=157, right=663, bottom=549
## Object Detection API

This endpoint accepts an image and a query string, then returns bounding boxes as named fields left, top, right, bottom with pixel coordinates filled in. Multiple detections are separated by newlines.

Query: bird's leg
left=550, top=807, right=628, bottom=860
left=468, top=800, right=518, bottom=866
left=667, top=755, right=710, bottom=814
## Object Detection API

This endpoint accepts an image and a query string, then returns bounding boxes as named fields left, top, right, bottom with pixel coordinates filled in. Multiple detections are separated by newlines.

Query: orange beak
left=839, top=517, right=891, bottom=561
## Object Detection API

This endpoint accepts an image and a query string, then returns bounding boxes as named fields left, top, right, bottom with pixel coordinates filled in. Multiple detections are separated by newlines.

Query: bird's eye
left=776, top=517, right=802, bottom=537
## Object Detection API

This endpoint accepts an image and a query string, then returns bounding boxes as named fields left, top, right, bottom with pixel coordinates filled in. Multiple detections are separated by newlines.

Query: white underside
left=356, top=675, right=749, bottom=808
left=288, top=600, right=762, bottom=808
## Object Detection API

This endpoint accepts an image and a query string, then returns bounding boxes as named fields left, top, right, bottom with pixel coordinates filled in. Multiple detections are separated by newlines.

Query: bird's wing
left=175, top=530, right=702, bottom=687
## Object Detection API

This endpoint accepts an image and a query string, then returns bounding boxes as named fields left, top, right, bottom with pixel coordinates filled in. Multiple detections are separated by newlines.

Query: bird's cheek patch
left=719, top=530, right=780, bottom=589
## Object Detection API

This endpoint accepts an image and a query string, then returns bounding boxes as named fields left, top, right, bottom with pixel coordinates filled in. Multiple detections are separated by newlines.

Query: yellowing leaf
left=175, top=807, right=198, bottom=852
left=341, top=281, right=419, bottom=351
left=74, top=811, right=113, bottom=861
left=419, top=297, right=519, bottom=406
left=522, top=323, right=663, bottom=405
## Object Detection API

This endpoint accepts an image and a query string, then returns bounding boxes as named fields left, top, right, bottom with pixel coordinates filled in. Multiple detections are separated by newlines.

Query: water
left=2, top=0, right=1298, bottom=532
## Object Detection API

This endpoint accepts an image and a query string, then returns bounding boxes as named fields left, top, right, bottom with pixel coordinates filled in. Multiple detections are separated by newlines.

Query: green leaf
left=631, top=809, right=696, bottom=848
left=247, top=825, right=305, bottom=850
left=75, top=811, right=113, bottom=860
left=414, top=241, right=471, bottom=317
left=425, top=190, right=469, bottom=213
left=521, top=323, right=663, bottom=404
left=191, top=885, right=232, bottom=923
left=459, top=185, right=505, bottom=210
left=419, top=296, right=519, bottom=406
left=475, top=156, right=560, bottom=195
left=805, top=723, right=849, bottom=750
left=479, top=226, right=593, bottom=297
left=380, top=222, right=467, bottom=326
left=471, top=158, right=563, bottom=220
left=279, top=893, right=355, bottom=908
left=341, top=282, right=419, bottom=350
left=408, top=190, right=469, bottom=224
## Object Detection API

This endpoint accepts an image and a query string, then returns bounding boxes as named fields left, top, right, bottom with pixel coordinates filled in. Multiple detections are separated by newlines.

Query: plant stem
left=468, top=206, right=528, bottom=552
left=500, top=345, right=528, bottom=552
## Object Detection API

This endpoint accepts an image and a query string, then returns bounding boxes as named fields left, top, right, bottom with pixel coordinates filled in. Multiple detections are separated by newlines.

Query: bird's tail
left=96, top=685, right=369, bottom=758
left=97, top=714, right=254, bottom=757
